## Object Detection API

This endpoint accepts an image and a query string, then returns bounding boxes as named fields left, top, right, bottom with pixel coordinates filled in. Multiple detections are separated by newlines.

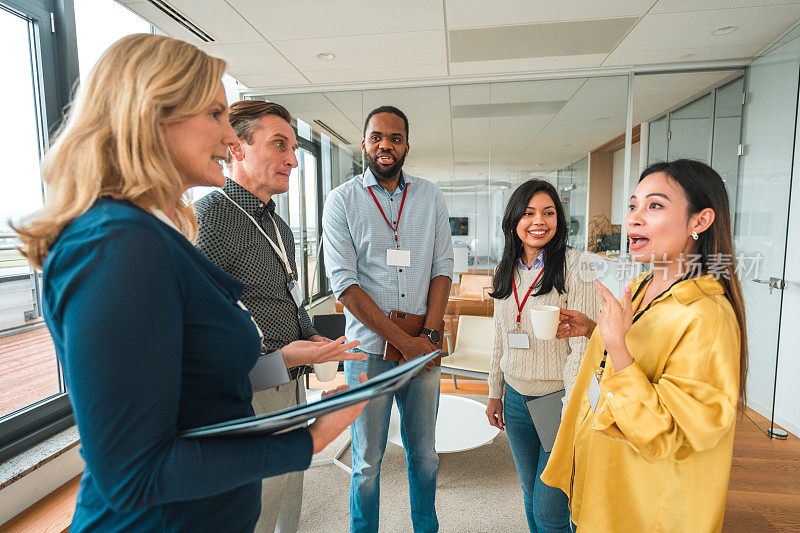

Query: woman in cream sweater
left=485, top=179, right=598, bottom=533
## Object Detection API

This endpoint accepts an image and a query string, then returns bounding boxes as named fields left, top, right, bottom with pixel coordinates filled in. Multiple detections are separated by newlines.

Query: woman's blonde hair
left=14, top=33, right=226, bottom=268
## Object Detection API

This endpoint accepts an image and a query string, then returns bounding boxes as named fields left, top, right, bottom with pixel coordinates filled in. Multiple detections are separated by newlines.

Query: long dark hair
left=490, top=179, right=568, bottom=300
left=640, top=159, right=748, bottom=406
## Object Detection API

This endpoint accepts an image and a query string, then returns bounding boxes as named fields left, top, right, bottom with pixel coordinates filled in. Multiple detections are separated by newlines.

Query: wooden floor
left=1, top=341, right=798, bottom=531
left=726, top=407, right=800, bottom=531
left=0, top=326, right=59, bottom=419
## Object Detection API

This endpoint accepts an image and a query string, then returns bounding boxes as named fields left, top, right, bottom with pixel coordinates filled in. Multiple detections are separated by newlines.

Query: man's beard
left=366, top=150, right=407, bottom=182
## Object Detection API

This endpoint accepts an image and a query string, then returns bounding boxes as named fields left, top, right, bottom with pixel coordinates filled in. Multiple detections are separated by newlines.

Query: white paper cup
left=313, top=360, right=339, bottom=382
left=530, top=305, right=560, bottom=340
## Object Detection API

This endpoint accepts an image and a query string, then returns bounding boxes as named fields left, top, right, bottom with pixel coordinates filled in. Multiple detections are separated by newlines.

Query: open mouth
left=527, top=229, right=548, bottom=238
left=629, top=234, right=650, bottom=250
left=377, top=154, right=395, bottom=166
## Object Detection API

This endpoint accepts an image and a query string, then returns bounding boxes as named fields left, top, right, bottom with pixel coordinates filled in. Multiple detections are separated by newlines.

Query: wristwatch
left=420, top=328, right=441, bottom=345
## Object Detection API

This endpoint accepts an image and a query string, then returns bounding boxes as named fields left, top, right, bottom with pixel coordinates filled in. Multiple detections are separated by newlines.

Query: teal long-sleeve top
left=42, top=198, right=313, bottom=532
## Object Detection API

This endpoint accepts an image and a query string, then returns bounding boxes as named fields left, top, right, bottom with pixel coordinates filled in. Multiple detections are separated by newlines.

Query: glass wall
left=647, top=116, right=668, bottom=164
left=667, top=94, right=713, bottom=163
left=712, top=78, right=745, bottom=215
left=555, top=155, right=589, bottom=250
left=645, top=75, right=745, bottom=224
left=646, top=76, right=744, bottom=171
left=735, top=31, right=800, bottom=435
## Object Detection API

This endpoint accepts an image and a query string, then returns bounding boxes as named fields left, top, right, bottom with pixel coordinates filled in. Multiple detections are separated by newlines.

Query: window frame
left=0, top=0, right=79, bottom=464
left=296, top=134, right=329, bottom=302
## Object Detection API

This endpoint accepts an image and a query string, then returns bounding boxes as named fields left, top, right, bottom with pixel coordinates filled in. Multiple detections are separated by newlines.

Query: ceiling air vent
left=147, top=0, right=215, bottom=42
left=313, top=120, right=351, bottom=145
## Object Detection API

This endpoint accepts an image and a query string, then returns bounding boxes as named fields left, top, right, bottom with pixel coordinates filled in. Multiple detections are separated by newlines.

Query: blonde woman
left=14, top=34, right=365, bottom=532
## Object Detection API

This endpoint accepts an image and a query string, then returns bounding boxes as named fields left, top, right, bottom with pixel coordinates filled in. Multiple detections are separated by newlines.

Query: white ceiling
left=114, top=1, right=794, bottom=181
left=118, top=0, right=800, bottom=87
left=260, top=69, right=738, bottom=184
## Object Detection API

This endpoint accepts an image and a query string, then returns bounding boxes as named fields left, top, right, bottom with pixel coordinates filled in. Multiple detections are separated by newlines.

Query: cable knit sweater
left=488, top=248, right=600, bottom=404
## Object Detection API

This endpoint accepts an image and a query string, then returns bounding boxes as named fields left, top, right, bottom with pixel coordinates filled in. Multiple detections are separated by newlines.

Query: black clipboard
left=180, top=350, right=441, bottom=438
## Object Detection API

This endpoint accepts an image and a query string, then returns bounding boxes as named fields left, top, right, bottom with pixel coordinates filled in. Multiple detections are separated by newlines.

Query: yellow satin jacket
left=541, top=272, right=741, bottom=533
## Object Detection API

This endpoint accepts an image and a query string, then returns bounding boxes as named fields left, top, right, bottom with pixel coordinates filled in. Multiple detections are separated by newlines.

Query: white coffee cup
left=530, top=305, right=560, bottom=340
left=313, top=360, right=339, bottom=382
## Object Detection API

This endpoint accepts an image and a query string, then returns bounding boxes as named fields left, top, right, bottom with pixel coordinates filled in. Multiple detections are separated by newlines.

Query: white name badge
left=288, top=279, right=303, bottom=308
left=387, top=249, right=411, bottom=267
left=507, top=332, right=530, bottom=349
left=588, top=375, right=601, bottom=412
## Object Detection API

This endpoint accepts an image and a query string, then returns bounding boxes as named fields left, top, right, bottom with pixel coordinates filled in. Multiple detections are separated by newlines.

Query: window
left=0, top=0, right=154, bottom=463
left=0, top=0, right=74, bottom=463
left=73, top=0, right=151, bottom=83
left=270, top=116, right=349, bottom=304
left=0, top=3, right=57, bottom=419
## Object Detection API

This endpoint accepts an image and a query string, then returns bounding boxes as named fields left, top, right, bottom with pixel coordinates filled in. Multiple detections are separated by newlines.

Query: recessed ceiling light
left=316, top=52, right=335, bottom=60
left=712, top=26, right=737, bottom=35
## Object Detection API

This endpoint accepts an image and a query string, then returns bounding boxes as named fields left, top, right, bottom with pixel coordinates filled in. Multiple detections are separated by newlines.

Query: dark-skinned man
left=323, top=105, right=453, bottom=533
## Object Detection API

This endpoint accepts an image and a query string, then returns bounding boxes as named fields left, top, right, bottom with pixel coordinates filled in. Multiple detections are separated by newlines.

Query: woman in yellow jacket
left=545, top=159, right=747, bottom=532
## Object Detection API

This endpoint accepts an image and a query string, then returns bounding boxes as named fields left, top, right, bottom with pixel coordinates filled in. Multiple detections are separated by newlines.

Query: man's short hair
left=226, top=100, right=292, bottom=164
left=363, top=105, right=409, bottom=141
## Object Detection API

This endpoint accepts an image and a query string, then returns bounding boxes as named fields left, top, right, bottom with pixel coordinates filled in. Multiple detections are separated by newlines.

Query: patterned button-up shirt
left=322, top=169, right=454, bottom=354
left=194, top=178, right=316, bottom=354
left=518, top=251, right=545, bottom=271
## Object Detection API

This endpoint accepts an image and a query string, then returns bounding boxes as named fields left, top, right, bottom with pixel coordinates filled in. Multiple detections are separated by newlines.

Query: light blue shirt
left=518, top=251, right=545, bottom=270
left=323, top=169, right=454, bottom=354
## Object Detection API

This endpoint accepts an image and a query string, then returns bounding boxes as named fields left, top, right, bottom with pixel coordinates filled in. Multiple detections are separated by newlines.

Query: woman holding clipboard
left=545, top=160, right=746, bottom=532
left=14, top=34, right=366, bottom=532
left=485, top=179, right=598, bottom=533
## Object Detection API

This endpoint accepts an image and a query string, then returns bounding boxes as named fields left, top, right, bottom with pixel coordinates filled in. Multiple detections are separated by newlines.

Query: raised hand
left=282, top=337, right=365, bottom=368
left=594, top=281, right=634, bottom=371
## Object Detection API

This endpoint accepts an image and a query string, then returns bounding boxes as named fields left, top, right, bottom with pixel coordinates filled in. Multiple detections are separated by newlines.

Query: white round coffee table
left=387, top=394, right=499, bottom=453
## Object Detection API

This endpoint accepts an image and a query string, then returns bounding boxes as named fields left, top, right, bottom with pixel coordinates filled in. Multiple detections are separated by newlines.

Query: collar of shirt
left=223, top=178, right=276, bottom=217
left=149, top=208, right=182, bottom=235
left=361, top=167, right=409, bottom=197
left=518, top=250, right=545, bottom=270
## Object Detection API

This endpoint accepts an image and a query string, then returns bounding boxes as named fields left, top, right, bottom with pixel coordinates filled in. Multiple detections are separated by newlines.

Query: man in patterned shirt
left=323, top=106, right=454, bottom=532
left=194, top=101, right=362, bottom=533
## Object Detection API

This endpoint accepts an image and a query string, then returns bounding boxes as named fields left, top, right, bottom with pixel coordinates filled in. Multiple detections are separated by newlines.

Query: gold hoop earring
left=691, top=231, right=699, bottom=241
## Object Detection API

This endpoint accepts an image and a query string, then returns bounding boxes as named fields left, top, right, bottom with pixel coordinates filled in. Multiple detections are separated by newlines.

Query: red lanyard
left=512, top=269, right=544, bottom=323
left=366, top=173, right=408, bottom=248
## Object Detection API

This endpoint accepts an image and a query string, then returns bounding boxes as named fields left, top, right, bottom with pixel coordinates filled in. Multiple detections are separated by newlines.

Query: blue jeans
left=345, top=351, right=441, bottom=533
left=503, top=384, right=571, bottom=533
